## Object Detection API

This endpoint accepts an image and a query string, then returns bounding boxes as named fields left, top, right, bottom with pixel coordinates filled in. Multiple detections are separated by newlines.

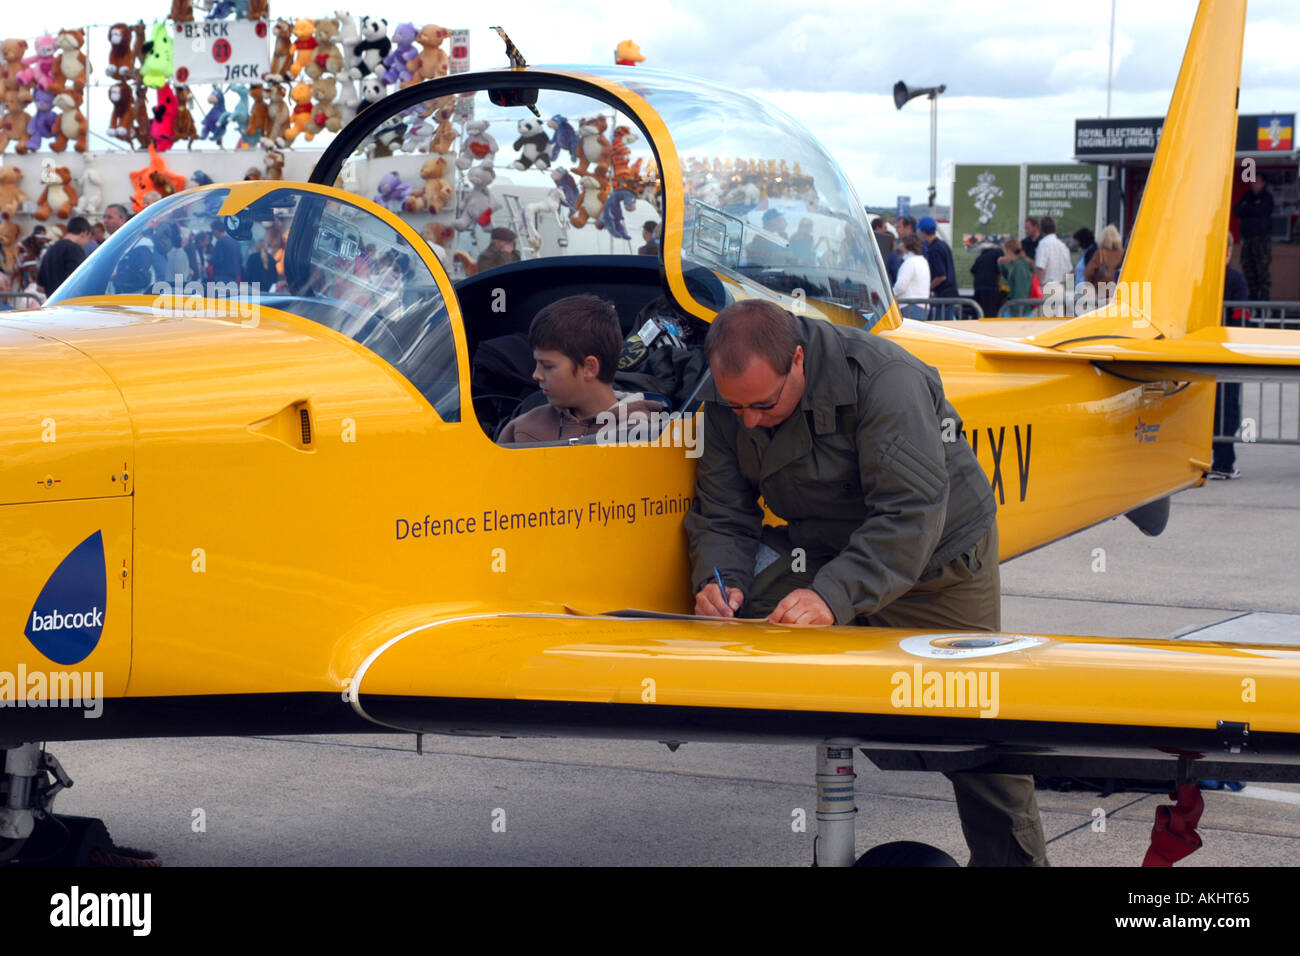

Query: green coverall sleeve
left=810, top=361, right=950, bottom=624
left=683, top=402, right=763, bottom=599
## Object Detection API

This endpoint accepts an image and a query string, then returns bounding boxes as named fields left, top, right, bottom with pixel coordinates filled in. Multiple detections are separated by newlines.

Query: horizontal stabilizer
left=1053, top=326, right=1300, bottom=381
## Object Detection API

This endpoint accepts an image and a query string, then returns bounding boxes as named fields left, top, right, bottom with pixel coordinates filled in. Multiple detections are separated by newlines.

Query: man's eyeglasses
left=719, top=371, right=790, bottom=412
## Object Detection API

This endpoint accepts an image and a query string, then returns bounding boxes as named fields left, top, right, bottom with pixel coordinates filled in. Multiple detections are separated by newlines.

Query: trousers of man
left=1241, top=235, right=1272, bottom=302
left=1212, top=382, right=1242, bottom=471
left=742, top=519, right=1049, bottom=867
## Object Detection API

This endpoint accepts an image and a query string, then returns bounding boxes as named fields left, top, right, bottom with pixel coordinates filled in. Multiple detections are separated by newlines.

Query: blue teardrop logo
left=24, top=531, right=107, bottom=665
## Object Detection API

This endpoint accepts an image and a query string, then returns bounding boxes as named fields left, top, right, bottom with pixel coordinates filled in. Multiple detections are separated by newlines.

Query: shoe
left=1207, top=468, right=1241, bottom=480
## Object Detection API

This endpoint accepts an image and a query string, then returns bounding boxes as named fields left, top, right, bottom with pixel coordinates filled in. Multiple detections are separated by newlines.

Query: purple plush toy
left=599, top=188, right=638, bottom=240
left=380, top=23, right=418, bottom=85
left=374, top=170, right=412, bottom=209
left=26, top=90, right=58, bottom=152
left=548, top=115, right=580, bottom=165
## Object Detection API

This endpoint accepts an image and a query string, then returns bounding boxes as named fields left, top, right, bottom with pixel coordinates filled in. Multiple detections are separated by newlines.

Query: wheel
left=854, top=840, right=959, bottom=867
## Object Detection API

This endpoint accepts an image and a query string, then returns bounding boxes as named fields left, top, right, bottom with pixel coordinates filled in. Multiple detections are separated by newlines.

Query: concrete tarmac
left=48, top=443, right=1300, bottom=866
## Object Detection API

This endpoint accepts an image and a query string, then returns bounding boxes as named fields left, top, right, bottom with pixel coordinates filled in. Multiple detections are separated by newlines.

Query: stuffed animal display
left=353, top=17, right=390, bottom=78
left=456, top=120, right=498, bottom=170
left=34, top=163, right=77, bottom=220
left=0, top=167, right=27, bottom=217
left=452, top=163, right=500, bottom=232
left=18, top=35, right=58, bottom=91
left=380, top=22, right=418, bottom=85
left=1, top=90, right=32, bottom=154
left=201, top=86, right=229, bottom=146
left=108, top=83, right=134, bottom=141
left=374, top=169, right=412, bottom=210
left=25, top=90, right=56, bottom=153
left=141, top=23, right=174, bottom=89
left=50, top=90, right=86, bottom=153
left=150, top=83, right=179, bottom=151
left=129, top=145, right=185, bottom=211
left=512, top=117, right=550, bottom=171
left=105, top=23, right=135, bottom=81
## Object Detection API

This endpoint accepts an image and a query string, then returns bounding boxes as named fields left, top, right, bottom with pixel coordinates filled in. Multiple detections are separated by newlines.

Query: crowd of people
left=872, top=213, right=1130, bottom=319
left=0, top=200, right=300, bottom=306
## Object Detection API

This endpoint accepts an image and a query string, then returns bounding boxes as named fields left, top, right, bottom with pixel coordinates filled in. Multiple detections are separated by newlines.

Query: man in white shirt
left=893, top=234, right=931, bottom=319
left=1033, top=216, right=1073, bottom=316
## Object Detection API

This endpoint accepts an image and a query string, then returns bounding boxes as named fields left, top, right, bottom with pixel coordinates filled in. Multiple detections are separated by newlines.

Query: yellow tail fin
left=1036, top=0, right=1246, bottom=348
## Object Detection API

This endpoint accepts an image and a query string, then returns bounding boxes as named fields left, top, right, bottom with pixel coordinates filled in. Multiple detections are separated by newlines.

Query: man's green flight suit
left=684, top=312, right=1047, bottom=866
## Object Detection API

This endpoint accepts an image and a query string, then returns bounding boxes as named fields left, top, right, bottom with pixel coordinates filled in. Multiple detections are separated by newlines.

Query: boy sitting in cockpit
left=499, top=294, right=666, bottom=444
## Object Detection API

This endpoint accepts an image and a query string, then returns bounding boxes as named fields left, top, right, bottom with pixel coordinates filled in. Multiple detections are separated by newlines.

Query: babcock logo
left=24, top=531, right=107, bottom=666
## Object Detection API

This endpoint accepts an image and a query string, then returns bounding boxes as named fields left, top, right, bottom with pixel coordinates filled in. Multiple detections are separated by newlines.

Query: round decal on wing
left=900, top=633, right=1045, bottom=659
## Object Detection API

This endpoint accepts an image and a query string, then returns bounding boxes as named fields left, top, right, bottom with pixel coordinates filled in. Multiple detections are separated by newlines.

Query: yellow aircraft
left=2, top=0, right=1298, bottom=866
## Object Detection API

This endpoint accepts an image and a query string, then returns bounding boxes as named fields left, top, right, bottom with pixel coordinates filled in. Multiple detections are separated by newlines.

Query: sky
left=10, top=0, right=1298, bottom=208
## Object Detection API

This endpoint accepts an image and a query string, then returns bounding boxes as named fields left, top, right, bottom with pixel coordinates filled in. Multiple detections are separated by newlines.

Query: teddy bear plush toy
left=25, top=90, right=57, bottom=152
left=128, top=145, right=185, bottom=211
left=430, top=104, right=457, bottom=154
left=305, top=18, right=344, bottom=80
left=452, top=163, right=500, bottom=232
left=407, top=24, right=450, bottom=85
left=150, top=84, right=179, bottom=151
left=512, top=117, right=550, bottom=171
left=353, top=17, right=390, bottom=78
left=278, top=81, right=315, bottom=145
left=0, top=215, right=20, bottom=273
left=51, top=29, right=87, bottom=94
left=307, top=76, right=342, bottom=135
left=403, top=156, right=453, bottom=213
left=0, top=90, right=30, bottom=154
left=455, top=119, right=498, bottom=170
left=18, top=35, right=58, bottom=91
left=0, top=167, right=26, bottom=217
left=50, top=90, right=87, bottom=152
left=1, top=38, right=28, bottom=91
left=381, top=22, right=419, bottom=85
left=34, top=163, right=78, bottom=221
left=288, top=18, right=317, bottom=80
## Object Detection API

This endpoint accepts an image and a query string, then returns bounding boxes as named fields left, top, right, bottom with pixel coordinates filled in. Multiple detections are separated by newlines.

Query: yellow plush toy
left=279, top=81, right=315, bottom=145
left=288, top=18, right=317, bottom=80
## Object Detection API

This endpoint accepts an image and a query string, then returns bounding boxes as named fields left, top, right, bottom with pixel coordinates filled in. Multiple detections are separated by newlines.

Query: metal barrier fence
left=1225, top=301, right=1300, bottom=328
left=0, top=291, right=42, bottom=310
left=894, top=297, right=984, bottom=320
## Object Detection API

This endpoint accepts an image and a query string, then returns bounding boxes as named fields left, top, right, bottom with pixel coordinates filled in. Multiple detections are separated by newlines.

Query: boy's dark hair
left=66, top=216, right=90, bottom=235
left=528, top=294, right=622, bottom=383
left=706, top=300, right=800, bottom=377
left=1039, top=216, right=1056, bottom=235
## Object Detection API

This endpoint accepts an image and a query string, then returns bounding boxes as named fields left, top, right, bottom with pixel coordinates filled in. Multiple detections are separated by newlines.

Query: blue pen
left=713, top=567, right=728, bottom=607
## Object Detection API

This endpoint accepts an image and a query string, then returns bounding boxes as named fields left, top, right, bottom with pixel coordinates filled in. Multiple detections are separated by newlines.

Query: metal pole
left=929, top=93, right=938, bottom=213
left=1106, top=0, right=1116, bottom=118
left=814, top=741, right=857, bottom=866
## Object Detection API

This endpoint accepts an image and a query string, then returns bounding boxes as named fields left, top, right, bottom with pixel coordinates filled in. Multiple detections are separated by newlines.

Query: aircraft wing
left=341, top=610, right=1300, bottom=779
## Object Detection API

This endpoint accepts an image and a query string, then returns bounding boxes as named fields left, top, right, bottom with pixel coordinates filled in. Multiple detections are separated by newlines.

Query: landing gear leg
left=813, top=740, right=857, bottom=866
left=0, top=743, right=73, bottom=862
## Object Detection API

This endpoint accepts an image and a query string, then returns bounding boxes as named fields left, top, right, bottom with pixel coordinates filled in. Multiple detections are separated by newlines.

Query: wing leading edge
left=341, top=612, right=1300, bottom=765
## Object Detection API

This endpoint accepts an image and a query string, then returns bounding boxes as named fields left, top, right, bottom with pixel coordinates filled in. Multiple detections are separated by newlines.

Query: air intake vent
left=298, top=406, right=312, bottom=445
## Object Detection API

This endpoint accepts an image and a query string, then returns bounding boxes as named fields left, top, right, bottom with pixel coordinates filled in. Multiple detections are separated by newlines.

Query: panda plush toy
left=353, top=17, right=391, bottom=78
left=358, top=73, right=386, bottom=112
left=512, top=117, right=550, bottom=171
